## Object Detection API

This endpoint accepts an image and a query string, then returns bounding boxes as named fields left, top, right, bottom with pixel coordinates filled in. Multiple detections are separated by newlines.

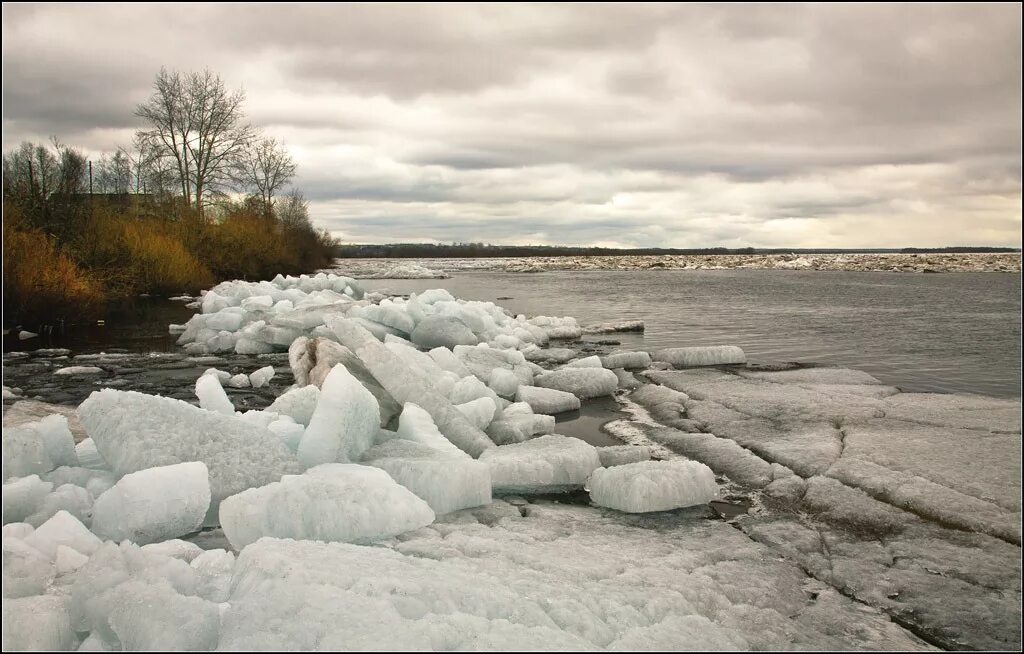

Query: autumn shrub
left=3, top=211, right=106, bottom=326
left=72, top=204, right=213, bottom=296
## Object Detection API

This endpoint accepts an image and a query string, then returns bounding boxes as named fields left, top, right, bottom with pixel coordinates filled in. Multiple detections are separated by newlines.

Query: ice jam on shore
left=2, top=272, right=1019, bottom=651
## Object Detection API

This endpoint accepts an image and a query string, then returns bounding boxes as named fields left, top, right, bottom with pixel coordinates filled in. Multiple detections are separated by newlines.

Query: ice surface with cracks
left=219, top=463, right=435, bottom=549
left=588, top=460, right=719, bottom=513
left=217, top=500, right=930, bottom=651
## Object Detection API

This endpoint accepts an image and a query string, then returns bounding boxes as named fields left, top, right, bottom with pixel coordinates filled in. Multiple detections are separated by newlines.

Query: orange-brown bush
left=3, top=193, right=336, bottom=326
left=3, top=213, right=106, bottom=326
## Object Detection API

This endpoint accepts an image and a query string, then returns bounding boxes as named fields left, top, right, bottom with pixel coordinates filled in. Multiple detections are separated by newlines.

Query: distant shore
left=326, top=252, right=1021, bottom=276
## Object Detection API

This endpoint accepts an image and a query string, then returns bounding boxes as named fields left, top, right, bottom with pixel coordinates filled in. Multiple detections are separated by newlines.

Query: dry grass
left=3, top=217, right=106, bottom=325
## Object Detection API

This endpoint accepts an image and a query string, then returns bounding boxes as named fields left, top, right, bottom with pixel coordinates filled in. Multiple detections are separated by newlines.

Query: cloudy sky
left=3, top=3, right=1021, bottom=247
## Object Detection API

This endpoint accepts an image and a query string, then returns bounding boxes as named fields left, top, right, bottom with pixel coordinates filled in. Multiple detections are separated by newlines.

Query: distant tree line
left=3, top=67, right=338, bottom=328
left=335, top=243, right=1020, bottom=259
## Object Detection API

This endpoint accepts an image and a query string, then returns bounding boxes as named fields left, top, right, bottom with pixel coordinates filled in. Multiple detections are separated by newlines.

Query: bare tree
left=134, top=67, right=254, bottom=214
left=236, top=136, right=297, bottom=216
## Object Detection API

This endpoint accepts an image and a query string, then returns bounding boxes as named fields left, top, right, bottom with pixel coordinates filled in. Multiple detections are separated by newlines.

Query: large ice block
left=587, top=460, right=719, bottom=513
left=297, top=364, right=380, bottom=467
left=326, top=317, right=494, bottom=457
left=362, top=439, right=491, bottom=515
left=479, top=435, right=601, bottom=494
left=219, top=463, right=435, bottom=549
left=91, top=462, right=211, bottom=545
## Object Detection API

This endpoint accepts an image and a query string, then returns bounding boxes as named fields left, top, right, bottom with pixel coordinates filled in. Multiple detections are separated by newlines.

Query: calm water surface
left=357, top=270, right=1022, bottom=399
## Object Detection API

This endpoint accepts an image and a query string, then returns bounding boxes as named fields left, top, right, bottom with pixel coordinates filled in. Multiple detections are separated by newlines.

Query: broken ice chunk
left=396, top=403, right=469, bottom=459
left=91, top=462, right=211, bottom=545
left=249, top=365, right=276, bottom=388
left=587, top=460, right=718, bottom=513
left=297, top=364, right=380, bottom=467
left=480, top=435, right=601, bottom=494
left=514, top=386, right=581, bottom=415
left=652, top=346, right=746, bottom=367
left=195, top=373, right=235, bottom=415
left=219, top=463, right=435, bottom=549
left=77, top=389, right=301, bottom=520
left=533, top=368, right=618, bottom=399
left=24, top=510, right=102, bottom=559
left=362, top=439, right=491, bottom=515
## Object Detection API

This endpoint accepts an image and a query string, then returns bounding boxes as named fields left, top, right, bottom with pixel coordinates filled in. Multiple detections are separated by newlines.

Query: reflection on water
left=357, top=269, right=1022, bottom=399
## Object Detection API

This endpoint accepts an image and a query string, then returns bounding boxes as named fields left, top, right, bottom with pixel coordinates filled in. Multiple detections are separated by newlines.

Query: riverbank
left=2, top=272, right=1020, bottom=651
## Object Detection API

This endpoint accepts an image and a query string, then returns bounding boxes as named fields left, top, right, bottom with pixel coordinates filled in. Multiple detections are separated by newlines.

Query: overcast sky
left=3, top=3, right=1021, bottom=247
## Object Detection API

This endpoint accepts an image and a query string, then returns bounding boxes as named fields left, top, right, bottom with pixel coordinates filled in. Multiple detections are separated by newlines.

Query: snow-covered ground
left=326, top=252, right=1021, bottom=277
left=2, top=272, right=1020, bottom=651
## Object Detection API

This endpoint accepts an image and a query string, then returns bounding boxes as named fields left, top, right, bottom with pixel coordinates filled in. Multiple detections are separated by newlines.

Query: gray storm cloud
left=2, top=3, right=1020, bottom=247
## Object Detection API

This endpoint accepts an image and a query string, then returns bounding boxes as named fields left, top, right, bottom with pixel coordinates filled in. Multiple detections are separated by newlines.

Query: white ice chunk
left=24, top=510, right=102, bottom=559
left=105, top=580, right=222, bottom=651
left=515, top=386, right=582, bottom=415
left=75, top=438, right=109, bottom=470
left=35, top=415, right=78, bottom=468
left=190, top=548, right=235, bottom=603
left=249, top=365, right=276, bottom=388
left=652, top=346, right=747, bottom=367
left=600, top=351, right=652, bottom=369
left=195, top=373, right=235, bottom=415
left=328, top=317, right=495, bottom=458
left=1, top=595, right=77, bottom=650
left=362, top=439, right=491, bottom=515
left=427, top=346, right=472, bottom=377
left=2, top=536, right=54, bottom=597
left=3, top=474, right=54, bottom=523
left=480, top=435, right=602, bottom=494
left=55, top=544, right=89, bottom=574
left=588, top=460, right=719, bottom=513
left=91, top=462, right=211, bottom=545
left=454, top=396, right=498, bottom=430
left=2, top=425, right=54, bottom=480
left=488, top=367, right=521, bottom=398
left=219, top=463, right=435, bottom=549
left=597, top=445, right=653, bottom=467
left=25, top=483, right=93, bottom=528
left=564, top=355, right=602, bottom=368
left=396, top=403, right=469, bottom=459
left=77, top=389, right=301, bottom=518
left=534, top=367, right=618, bottom=399
left=266, top=385, right=320, bottom=426
left=227, top=373, right=251, bottom=388
left=410, top=315, right=479, bottom=349
left=140, top=539, right=204, bottom=563
left=54, top=366, right=103, bottom=375
left=3, top=522, right=34, bottom=539
left=297, top=364, right=380, bottom=467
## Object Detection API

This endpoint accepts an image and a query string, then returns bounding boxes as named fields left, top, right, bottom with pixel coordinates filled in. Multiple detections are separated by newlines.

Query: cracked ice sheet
left=743, top=515, right=1022, bottom=651
left=220, top=501, right=931, bottom=651
left=839, top=419, right=1022, bottom=513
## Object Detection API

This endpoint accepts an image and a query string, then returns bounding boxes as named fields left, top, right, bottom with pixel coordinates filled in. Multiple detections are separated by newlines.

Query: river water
left=3, top=269, right=1020, bottom=401
left=352, top=269, right=1022, bottom=399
